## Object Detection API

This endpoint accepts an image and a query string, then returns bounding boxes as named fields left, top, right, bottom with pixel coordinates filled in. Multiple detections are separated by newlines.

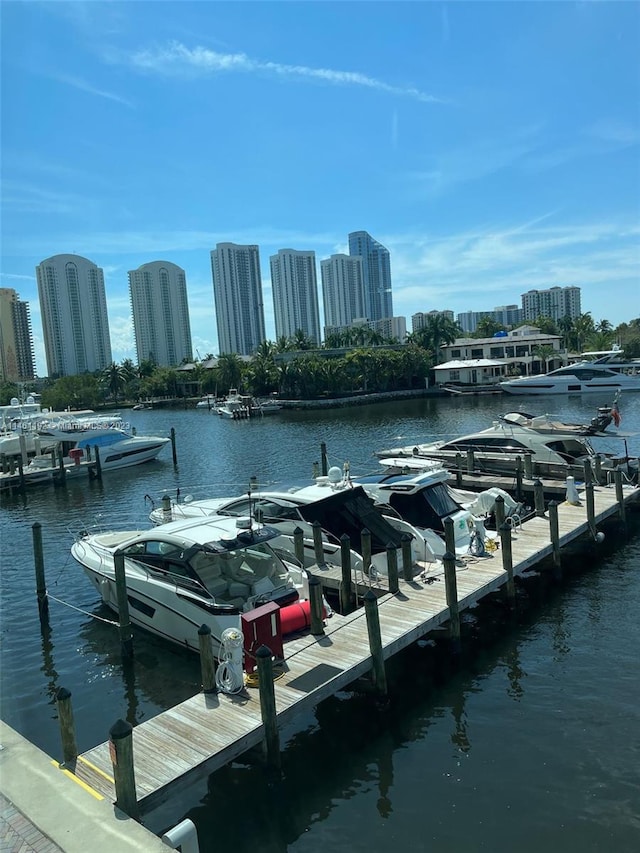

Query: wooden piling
left=256, top=645, right=281, bottom=769
left=443, top=550, right=461, bottom=652
left=309, top=576, right=325, bottom=636
left=583, top=458, right=593, bottom=488
left=32, top=522, right=49, bottom=624
left=534, top=479, right=545, bottom=517
left=585, top=482, right=596, bottom=538
left=56, top=687, right=78, bottom=766
left=198, top=625, right=216, bottom=694
left=339, top=534, right=353, bottom=614
left=401, top=533, right=413, bottom=581
left=466, top=449, right=475, bottom=475
left=443, top=516, right=456, bottom=558
left=515, top=457, right=523, bottom=502
left=386, top=543, right=399, bottom=594
left=455, top=453, right=463, bottom=488
left=312, top=521, right=325, bottom=568
left=114, top=549, right=134, bottom=659
left=109, top=719, right=139, bottom=820
left=524, top=453, right=533, bottom=480
left=594, top=454, right=603, bottom=486
left=364, top=590, right=387, bottom=696
left=293, top=526, right=305, bottom=566
left=361, top=528, right=372, bottom=577
left=499, top=523, right=516, bottom=604
left=57, top=446, right=66, bottom=486
left=494, top=494, right=505, bottom=529
left=170, top=427, right=177, bottom=466
left=17, top=454, right=25, bottom=493
left=548, top=500, right=562, bottom=579
left=320, top=442, right=328, bottom=477
left=613, top=469, right=627, bottom=529
left=93, top=445, right=102, bottom=481
left=161, top=494, right=172, bottom=523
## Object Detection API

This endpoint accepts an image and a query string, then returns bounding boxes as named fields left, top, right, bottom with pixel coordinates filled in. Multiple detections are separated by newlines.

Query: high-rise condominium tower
left=320, top=254, right=365, bottom=330
left=210, top=243, right=266, bottom=356
left=129, top=261, right=193, bottom=367
left=521, top=286, right=581, bottom=322
left=35, top=254, right=112, bottom=377
left=348, top=231, right=393, bottom=321
left=0, top=289, right=36, bottom=382
left=269, top=250, right=321, bottom=345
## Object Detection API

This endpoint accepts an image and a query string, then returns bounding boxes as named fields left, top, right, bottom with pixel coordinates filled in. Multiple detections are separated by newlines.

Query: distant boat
left=500, top=356, right=640, bottom=395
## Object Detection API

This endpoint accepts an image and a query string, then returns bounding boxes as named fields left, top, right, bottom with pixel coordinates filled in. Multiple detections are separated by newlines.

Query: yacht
left=24, top=415, right=169, bottom=479
left=375, top=416, right=638, bottom=482
left=500, top=359, right=640, bottom=395
left=71, top=516, right=308, bottom=655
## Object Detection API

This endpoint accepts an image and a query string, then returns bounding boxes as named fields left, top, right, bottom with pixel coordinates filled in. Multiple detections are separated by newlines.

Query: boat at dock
left=500, top=351, right=640, bottom=395
left=71, top=516, right=310, bottom=655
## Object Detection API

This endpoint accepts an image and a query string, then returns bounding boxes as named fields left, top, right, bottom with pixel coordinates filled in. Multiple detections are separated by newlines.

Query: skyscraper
left=320, top=254, right=364, bottom=331
left=210, top=243, right=266, bottom=356
left=521, top=286, right=581, bottom=322
left=0, top=288, right=36, bottom=382
left=35, top=254, right=112, bottom=377
left=348, top=231, right=393, bottom=321
left=269, top=250, right=321, bottom=344
left=129, top=261, right=193, bottom=367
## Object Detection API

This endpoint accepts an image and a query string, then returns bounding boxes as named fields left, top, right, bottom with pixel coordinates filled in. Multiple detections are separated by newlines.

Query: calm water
left=1, top=393, right=639, bottom=851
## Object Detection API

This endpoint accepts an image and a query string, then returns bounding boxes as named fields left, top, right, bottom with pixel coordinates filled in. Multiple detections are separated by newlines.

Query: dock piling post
left=17, top=454, right=26, bottom=493
left=455, top=453, right=463, bottom=488
left=114, top=549, right=134, bottom=659
left=494, top=494, right=505, bottom=529
left=93, top=445, right=102, bottom=481
left=161, top=493, right=172, bottom=523
left=534, top=479, right=545, bottom=517
left=585, top=481, right=596, bottom=539
left=32, top=521, right=49, bottom=625
left=170, top=427, right=177, bottom=466
left=548, top=500, right=562, bottom=580
left=443, top=550, right=461, bottom=653
left=499, top=523, right=516, bottom=604
left=613, top=469, right=627, bottom=529
left=443, top=516, right=456, bottom=558
left=364, top=590, right=387, bottom=696
left=55, top=687, right=78, bottom=767
left=361, top=528, right=372, bottom=577
left=256, top=645, right=281, bottom=769
left=109, top=719, right=139, bottom=820
left=312, top=521, right=326, bottom=568
left=198, top=625, right=217, bottom=694
left=401, top=533, right=413, bottom=581
left=583, top=459, right=593, bottom=488
left=339, top=534, right=353, bottom=613
left=293, top=526, right=305, bottom=566
left=594, top=454, right=603, bottom=485
left=320, top=442, right=328, bottom=477
left=466, top=449, right=475, bottom=475
left=57, top=446, right=66, bottom=486
left=309, top=576, right=325, bottom=636
left=386, top=544, right=399, bottom=594
left=515, top=457, right=523, bottom=502
left=524, top=454, right=533, bottom=480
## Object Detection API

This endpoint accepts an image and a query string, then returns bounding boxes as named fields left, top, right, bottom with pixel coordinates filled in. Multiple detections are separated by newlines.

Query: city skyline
left=2, top=2, right=638, bottom=375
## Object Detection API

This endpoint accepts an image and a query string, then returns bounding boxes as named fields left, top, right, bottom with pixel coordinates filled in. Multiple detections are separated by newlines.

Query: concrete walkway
left=0, top=722, right=168, bottom=852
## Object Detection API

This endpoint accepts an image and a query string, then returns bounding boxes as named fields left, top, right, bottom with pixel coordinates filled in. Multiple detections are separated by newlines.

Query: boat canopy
left=297, top=486, right=403, bottom=554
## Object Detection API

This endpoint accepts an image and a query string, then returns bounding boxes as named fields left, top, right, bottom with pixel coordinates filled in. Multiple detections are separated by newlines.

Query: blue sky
left=2, top=1, right=639, bottom=376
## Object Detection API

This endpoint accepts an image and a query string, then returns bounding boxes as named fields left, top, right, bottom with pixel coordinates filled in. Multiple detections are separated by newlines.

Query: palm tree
left=532, top=344, right=556, bottom=374
left=102, top=362, right=126, bottom=405
left=409, top=315, right=460, bottom=363
left=216, top=353, right=244, bottom=393
left=572, top=313, right=595, bottom=354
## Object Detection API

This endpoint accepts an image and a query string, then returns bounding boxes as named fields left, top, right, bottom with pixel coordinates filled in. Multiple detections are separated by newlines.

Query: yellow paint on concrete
left=51, top=761, right=103, bottom=800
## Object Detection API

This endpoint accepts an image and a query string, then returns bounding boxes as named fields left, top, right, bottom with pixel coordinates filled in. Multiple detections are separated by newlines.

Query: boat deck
left=72, top=482, right=638, bottom=815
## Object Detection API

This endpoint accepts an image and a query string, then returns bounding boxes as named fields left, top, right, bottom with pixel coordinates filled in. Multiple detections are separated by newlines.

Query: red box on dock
left=241, top=601, right=283, bottom=674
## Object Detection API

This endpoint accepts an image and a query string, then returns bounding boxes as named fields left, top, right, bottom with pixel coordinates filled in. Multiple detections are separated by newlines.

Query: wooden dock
left=71, top=481, right=639, bottom=815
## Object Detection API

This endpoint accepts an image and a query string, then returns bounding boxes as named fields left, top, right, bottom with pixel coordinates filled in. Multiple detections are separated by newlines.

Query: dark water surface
left=2, top=394, right=639, bottom=851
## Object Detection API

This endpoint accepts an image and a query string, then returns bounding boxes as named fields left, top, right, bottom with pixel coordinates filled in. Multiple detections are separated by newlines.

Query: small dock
left=69, top=480, right=639, bottom=817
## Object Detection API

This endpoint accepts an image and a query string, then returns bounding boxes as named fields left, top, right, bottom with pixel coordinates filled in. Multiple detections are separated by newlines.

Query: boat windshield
left=544, top=438, right=594, bottom=463
left=189, top=543, right=290, bottom=604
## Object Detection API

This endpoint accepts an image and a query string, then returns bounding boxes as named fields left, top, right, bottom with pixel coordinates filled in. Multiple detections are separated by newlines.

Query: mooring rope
left=45, top=593, right=119, bottom=626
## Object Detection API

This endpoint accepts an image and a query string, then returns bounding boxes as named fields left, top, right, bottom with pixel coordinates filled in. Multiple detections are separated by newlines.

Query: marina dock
left=69, top=480, right=639, bottom=817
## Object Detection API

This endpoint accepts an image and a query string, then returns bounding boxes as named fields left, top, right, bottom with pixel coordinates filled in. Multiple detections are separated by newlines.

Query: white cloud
left=50, top=72, right=134, bottom=107
left=119, top=41, right=442, bottom=103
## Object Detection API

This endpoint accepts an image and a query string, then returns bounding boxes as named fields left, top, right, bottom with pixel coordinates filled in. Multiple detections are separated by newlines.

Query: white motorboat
left=195, top=395, right=217, bottom=409
left=25, top=416, right=169, bottom=478
left=71, top=516, right=309, bottom=655
left=500, top=358, right=640, bottom=395
left=375, top=410, right=638, bottom=482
